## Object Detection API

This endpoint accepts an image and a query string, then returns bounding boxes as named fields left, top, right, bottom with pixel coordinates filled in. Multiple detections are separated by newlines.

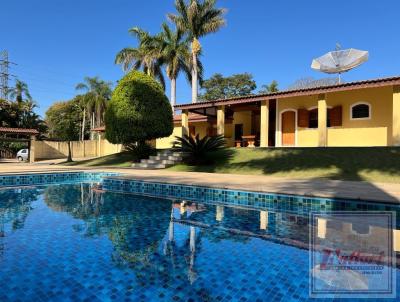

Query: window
left=308, top=109, right=318, bottom=128
left=351, top=103, right=370, bottom=120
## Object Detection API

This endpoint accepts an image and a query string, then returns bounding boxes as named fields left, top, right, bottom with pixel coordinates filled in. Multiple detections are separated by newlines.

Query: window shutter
left=298, top=109, right=309, bottom=127
left=329, top=106, right=342, bottom=127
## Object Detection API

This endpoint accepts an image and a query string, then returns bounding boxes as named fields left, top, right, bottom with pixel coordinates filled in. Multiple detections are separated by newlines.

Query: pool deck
left=1, top=162, right=400, bottom=203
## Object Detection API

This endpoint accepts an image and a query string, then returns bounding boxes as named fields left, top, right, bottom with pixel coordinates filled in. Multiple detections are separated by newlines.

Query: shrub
left=124, top=142, right=156, bottom=162
left=173, top=134, right=225, bottom=165
left=105, top=70, right=173, bottom=145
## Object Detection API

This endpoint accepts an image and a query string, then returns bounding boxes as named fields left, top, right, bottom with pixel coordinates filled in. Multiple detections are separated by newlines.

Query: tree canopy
left=45, top=99, right=82, bottom=161
left=199, top=73, right=257, bottom=101
left=259, top=80, right=279, bottom=94
left=105, top=71, right=173, bottom=145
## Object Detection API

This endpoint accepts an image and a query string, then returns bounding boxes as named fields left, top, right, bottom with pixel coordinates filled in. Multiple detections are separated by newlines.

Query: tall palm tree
left=115, top=27, right=166, bottom=89
left=76, top=77, right=112, bottom=140
left=168, top=0, right=226, bottom=103
left=159, top=23, right=192, bottom=109
left=8, top=79, right=32, bottom=103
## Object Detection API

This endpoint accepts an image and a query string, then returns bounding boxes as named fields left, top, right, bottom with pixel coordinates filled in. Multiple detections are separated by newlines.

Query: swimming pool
left=0, top=172, right=399, bottom=301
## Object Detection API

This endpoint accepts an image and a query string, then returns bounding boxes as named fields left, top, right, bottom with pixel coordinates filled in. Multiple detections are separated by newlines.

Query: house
left=156, top=76, right=400, bottom=148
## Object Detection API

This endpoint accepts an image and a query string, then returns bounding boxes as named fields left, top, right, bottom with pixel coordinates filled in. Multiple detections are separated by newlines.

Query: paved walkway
left=0, top=162, right=399, bottom=203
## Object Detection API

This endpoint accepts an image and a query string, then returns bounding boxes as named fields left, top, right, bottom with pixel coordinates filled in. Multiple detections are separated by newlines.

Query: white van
left=16, top=149, right=29, bottom=161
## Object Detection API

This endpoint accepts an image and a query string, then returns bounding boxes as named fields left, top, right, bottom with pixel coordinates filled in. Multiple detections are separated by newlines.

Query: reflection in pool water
left=0, top=183, right=399, bottom=301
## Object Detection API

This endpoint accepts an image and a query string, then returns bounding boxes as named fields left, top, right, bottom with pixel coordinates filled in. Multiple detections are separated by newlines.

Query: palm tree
left=7, top=79, right=32, bottom=103
left=115, top=27, right=166, bottom=89
left=260, top=80, right=279, bottom=94
left=76, top=77, right=112, bottom=140
left=168, top=0, right=226, bottom=103
left=159, top=23, right=192, bottom=109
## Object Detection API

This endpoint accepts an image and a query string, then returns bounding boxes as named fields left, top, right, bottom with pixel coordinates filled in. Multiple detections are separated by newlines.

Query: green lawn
left=61, top=151, right=135, bottom=167
left=168, top=147, right=400, bottom=183
left=61, top=147, right=400, bottom=183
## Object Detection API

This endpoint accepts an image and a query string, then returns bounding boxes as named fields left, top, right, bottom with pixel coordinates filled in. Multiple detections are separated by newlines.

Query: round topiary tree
left=105, top=71, right=173, bottom=146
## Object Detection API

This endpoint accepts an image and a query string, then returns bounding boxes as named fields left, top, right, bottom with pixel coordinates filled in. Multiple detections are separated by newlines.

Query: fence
left=34, top=139, right=123, bottom=160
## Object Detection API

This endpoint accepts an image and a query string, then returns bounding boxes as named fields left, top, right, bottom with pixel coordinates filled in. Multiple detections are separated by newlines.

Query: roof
left=91, top=126, right=106, bottom=132
left=175, top=76, right=400, bottom=110
left=0, top=127, right=39, bottom=135
left=173, top=113, right=215, bottom=123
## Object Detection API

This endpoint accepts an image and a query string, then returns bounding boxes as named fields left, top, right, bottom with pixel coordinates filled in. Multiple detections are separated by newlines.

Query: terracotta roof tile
left=175, top=76, right=400, bottom=110
left=0, top=127, right=39, bottom=135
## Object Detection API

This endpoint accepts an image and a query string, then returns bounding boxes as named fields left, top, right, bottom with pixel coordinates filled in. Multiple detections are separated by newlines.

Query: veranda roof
left=175, top=76, right=400, bottom=110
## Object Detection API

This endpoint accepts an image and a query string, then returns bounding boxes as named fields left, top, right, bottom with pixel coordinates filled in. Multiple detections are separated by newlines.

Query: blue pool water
left=0, top=174, right=399, bottom=301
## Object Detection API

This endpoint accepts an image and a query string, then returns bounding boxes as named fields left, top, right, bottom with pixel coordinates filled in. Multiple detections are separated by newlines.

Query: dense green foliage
left=0, top=81, right=47, bottom=155
left=75, top=76, right=113, bottom=140
left=45, top=99, right=82, bottom=161
left=105, top=71, right=173, bottom=145
left=199, top=73, right=257, bottom=101
left=173, top=134, right=225, bottom=164
left=124, top=142, right=156, bottom=162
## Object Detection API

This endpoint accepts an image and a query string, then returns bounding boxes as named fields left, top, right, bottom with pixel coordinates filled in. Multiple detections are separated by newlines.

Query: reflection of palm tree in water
left=164, top=201, right=204, bottom=285
left=0, top=188, right=40, bottom=259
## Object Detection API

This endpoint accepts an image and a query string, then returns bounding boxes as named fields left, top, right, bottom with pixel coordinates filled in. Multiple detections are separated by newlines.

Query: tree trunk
left=90, top=112, right=95, bottom=140
left=192, top=51, right=198, bottom=103
left=171, top=78, right=176, bottom=110
left=67, top=141, right=72, bottom=162
left=81, top=108, right=86, bottom=141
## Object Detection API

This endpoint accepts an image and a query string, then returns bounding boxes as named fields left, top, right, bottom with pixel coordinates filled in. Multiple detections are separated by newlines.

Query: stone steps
left=131, top=149, right=184, bottom=169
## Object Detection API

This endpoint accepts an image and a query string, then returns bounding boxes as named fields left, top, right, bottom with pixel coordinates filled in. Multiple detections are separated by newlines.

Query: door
left=234, top=124, right=243, bottom=141
left=281, top=111, right=295, bottom=146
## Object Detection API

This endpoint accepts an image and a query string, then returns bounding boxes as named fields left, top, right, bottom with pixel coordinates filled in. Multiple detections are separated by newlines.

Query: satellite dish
left=311, top=45, right=369, bottom=83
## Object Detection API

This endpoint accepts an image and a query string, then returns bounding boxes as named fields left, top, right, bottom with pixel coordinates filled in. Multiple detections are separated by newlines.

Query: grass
left=60, top=147, right=400, bottom=183
left=167, top=147, right=400, bottom=183
left=61, top=151, right=136, bottom=167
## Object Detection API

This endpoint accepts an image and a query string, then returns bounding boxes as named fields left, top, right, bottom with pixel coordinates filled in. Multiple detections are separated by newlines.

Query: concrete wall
left=34, top=139, right=123, bottom=160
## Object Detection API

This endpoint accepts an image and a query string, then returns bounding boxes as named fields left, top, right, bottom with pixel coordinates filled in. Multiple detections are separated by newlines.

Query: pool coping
left=101, top=173, right=400, bottom=204
left=0, top=168, right=399, bottom=204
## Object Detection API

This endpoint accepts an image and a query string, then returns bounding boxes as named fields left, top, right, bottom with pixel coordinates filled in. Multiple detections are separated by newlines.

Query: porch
left=175, top=76, right=400, bottom=147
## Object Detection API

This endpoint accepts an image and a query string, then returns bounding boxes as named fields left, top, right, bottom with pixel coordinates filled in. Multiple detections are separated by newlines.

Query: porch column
left=29, top=135, right=36, bottom=163
left=318, top=94, right=327, bottom=147
left=393, top=86, right=400, bottom=146
left=182, top=109, right=189, bottom=137
left=260, top=100, right=269, bottom=147
left=217, top=105, right=225, bottom=135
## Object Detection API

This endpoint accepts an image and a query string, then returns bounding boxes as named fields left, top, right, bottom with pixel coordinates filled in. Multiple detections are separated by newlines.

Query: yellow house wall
left=233, top=111, right=252, bottom=136
left=326, top=87, right=392, bottom=146
left=156, top=126, right=182, bottom=149
left=276, top=86, right=393, bottom=147
left=277, top=95, right=318, bottom=147
left=156, top=121, right=211, bottom=149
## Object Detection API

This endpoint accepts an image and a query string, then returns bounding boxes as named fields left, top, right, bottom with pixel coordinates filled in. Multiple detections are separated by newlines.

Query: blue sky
left=2, top=0, right=400, bottom=117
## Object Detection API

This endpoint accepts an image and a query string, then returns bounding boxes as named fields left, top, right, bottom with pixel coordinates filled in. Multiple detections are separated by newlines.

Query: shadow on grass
left=180, top=148, right=236, bottom=173
left=176, top=147, right=400, bottom=202
left=183, top=147, right=400, bottom=182
left=60, top=152, right=135, bottom=167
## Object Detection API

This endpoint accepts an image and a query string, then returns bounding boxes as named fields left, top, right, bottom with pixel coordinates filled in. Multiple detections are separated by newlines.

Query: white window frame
left=350, top=102, right=371, bottom=121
